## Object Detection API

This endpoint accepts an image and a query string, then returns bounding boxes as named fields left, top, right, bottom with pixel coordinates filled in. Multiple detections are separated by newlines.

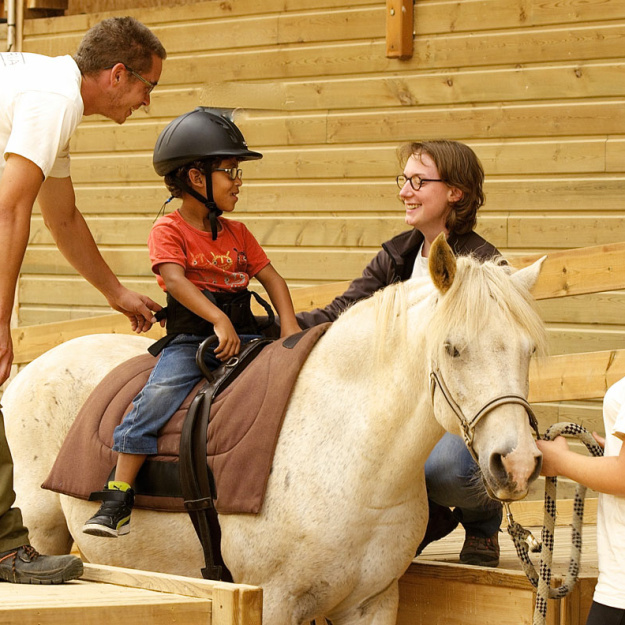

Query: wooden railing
left=13, top=242, right=625, bottom=403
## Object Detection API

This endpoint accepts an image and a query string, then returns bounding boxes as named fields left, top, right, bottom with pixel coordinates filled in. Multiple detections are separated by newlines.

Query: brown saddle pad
left=43, top=325, right=329, bottom=514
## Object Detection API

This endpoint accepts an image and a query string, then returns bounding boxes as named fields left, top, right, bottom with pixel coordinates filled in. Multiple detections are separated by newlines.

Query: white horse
left=5, top=236, right=546, bottom=624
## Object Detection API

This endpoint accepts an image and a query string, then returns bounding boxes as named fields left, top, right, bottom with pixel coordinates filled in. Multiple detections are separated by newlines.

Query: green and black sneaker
left=82, top=483, right=135, bottom=538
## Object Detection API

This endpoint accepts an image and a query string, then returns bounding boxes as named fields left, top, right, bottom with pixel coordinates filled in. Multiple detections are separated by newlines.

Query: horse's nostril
left=529, top=454, right=542, bottom=484
left=489, top=452, right=506, bottom=481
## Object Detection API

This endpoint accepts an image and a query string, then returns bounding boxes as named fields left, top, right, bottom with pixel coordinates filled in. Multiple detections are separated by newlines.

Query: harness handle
left=196, top=336, right=219, bottom=382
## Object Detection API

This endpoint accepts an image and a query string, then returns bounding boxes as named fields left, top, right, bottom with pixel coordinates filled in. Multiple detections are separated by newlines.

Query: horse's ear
left=511, top=256, right=547, bottom=293
left=429, top=232, right=456, bottom=293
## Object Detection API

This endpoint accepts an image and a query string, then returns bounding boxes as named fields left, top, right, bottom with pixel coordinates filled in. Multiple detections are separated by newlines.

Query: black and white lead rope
left=505, top=422, right=603, bottom=625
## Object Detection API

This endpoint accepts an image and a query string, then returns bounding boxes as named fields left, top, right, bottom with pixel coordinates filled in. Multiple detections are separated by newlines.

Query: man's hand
left=107, top=287, right=163, bottom=333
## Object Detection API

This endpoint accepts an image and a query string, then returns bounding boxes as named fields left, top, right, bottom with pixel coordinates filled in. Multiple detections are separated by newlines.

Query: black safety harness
left=149, top=289, right=275, bottom=356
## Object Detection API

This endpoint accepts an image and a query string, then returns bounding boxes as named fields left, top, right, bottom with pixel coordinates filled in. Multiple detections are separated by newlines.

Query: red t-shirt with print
left=148, top=210, right=270, bottom=293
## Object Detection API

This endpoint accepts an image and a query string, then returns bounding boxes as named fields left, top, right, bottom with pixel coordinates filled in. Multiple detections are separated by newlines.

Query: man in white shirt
left=0, top=16, right=166, bottom=584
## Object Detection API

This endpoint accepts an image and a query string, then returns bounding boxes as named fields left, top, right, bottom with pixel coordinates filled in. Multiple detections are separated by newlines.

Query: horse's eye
left=444, top=342, right=460, bottom=358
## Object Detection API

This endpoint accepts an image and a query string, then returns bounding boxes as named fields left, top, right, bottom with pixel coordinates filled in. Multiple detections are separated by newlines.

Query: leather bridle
left=429, top=366, right=540, bottom=466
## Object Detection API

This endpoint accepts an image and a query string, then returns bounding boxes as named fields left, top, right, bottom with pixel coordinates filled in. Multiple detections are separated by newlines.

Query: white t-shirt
left=0, top=52, right=84, bottom=179
left=593, top=375, right=625, bottom=609
left=410, top=241, right=430, bottom=280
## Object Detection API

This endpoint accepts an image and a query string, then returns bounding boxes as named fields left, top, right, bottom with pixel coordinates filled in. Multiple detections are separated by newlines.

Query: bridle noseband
left=429, top=366, right=540, bottom=466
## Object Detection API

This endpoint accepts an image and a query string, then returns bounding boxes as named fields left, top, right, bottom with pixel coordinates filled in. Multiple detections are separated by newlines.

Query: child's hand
left=536, top=436, right=570, bottom=477
left=213, top=316, right=240, bottom=361
left=279, top=320, right=301, bottom=338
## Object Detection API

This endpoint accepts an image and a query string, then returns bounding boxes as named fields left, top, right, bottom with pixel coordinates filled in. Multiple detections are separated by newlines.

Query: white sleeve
left=604, top=377, right=625, bottom=441
left=4, top=90, right=82, bottom=179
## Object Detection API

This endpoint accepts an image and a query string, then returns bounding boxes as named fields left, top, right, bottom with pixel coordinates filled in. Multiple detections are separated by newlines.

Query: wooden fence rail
left=12, top=241, right=625, bottom=401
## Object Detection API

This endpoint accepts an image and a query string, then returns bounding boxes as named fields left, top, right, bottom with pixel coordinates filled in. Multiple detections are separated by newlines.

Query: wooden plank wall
left=10, top=0, right=625, bottom=337
left=2, top=0, right=625, bottom=449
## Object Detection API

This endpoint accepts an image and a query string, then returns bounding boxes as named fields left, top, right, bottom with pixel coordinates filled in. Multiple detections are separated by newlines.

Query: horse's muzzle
left=486, top=445, right=543, bottom=501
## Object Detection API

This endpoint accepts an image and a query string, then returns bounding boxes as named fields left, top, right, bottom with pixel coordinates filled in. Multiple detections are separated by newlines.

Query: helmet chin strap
left=173, top=175, right=223, bottom=240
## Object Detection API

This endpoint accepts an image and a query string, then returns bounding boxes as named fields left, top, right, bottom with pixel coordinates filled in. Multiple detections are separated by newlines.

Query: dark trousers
left=0, top=408, right=29, bottom=552
left=586, top=601, right=625, bottom=625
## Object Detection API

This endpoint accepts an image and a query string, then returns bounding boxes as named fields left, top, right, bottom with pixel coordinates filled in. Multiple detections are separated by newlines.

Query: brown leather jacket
left=296, top=229, right=502, bottom=329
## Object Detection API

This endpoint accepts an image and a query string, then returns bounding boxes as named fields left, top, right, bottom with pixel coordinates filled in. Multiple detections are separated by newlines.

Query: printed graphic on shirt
left=149, top=212, right=271, bottom=293
left=188, top=247, right=249, bottom=291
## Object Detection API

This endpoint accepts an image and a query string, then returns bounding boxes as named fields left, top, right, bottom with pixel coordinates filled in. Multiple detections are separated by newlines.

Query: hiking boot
left=416, top=502, right=460, bottom=556
left=459, top=531, right=500, bottom=567
left=83, top=486, right=135, bottom=538
left=0, top=545, right=83, bottom=584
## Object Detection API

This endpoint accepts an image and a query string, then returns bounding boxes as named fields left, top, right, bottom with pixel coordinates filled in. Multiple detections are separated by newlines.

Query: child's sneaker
left=82, top=486, right=135, bottom=538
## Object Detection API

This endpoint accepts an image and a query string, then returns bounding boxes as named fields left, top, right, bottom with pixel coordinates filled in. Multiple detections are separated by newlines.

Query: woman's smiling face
left=399, top=152, right=460, bottom=235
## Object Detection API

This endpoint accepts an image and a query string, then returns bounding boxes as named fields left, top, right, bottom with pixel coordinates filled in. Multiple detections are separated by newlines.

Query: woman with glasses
left=83, top=108, right=301, bottom=538
left=296, top=140, right=504, bottom=567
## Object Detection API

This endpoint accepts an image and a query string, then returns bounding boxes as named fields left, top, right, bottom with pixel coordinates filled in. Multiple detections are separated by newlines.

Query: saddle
left=43, top=324, right=330, bottom=579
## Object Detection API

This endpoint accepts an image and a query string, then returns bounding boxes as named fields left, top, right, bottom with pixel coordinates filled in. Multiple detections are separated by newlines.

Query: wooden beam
left=11, top=242, right=625, bottom=367
left=511, top=241, right=625, bottom=300
left=10, top=281, right=350, bottom=365
left=385, top=0, right=413, bottom=59
left=503, top=498, right=597, bottom=528
left=82, top=563, right=262, bottom=625
left=290, top=280, right=351, bottom=313
left=529, top=349, right=625, bottom=402
left=11, top=313, right=166, bottom=365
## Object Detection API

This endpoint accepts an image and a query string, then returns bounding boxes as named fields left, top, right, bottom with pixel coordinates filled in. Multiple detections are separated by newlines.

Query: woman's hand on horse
left=213, top=317, right=241, bottom=361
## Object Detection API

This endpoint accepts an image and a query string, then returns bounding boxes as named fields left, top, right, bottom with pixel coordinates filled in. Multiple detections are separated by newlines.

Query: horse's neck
left=296, top=295, right=442, bottom=497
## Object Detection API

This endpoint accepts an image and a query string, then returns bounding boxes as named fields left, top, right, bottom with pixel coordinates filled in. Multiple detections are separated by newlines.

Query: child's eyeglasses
left=214, top=167, right=243, bottom=181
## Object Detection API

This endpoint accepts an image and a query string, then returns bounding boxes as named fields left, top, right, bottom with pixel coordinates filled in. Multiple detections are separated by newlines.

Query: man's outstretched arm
left=38, top=174, right=161, bottom=332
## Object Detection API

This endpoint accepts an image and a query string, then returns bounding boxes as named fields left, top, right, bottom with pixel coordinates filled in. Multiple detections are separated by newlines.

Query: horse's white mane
left=427, top=255, right=547, bottom=357
left=334, top=255, right=546, bottom=363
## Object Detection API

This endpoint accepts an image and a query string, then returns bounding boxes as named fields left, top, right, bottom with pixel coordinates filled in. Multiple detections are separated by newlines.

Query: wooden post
left=386, top=0, right=413, bottom=60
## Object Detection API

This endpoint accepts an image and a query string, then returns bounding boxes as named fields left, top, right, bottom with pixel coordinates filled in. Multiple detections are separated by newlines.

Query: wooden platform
left=0, top=516, right=598, bottom=625
left=402, top=519, right=598, bottom=625
left=0, top=563, right=262, bottom=625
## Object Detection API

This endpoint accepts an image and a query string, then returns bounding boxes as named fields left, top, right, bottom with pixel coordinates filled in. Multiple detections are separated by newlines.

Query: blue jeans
left=113, top=333, right=260, bottom=455
left=425, top=432, right=502, bottom=537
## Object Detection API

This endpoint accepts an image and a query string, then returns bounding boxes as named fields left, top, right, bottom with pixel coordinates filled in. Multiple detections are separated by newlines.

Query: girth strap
left=179, top=335, right=273, bottom=581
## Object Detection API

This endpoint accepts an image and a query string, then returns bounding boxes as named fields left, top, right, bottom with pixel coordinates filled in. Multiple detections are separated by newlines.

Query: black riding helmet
left=153, top=107, right=263, bottom=239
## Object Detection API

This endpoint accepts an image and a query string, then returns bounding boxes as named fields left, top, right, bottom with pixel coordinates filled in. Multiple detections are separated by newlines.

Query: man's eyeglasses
left=215, top=167, right=243, bottom=181
left=396, top=174, right=445, bottom=191
left=123, top=64, right=157, bottom=94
